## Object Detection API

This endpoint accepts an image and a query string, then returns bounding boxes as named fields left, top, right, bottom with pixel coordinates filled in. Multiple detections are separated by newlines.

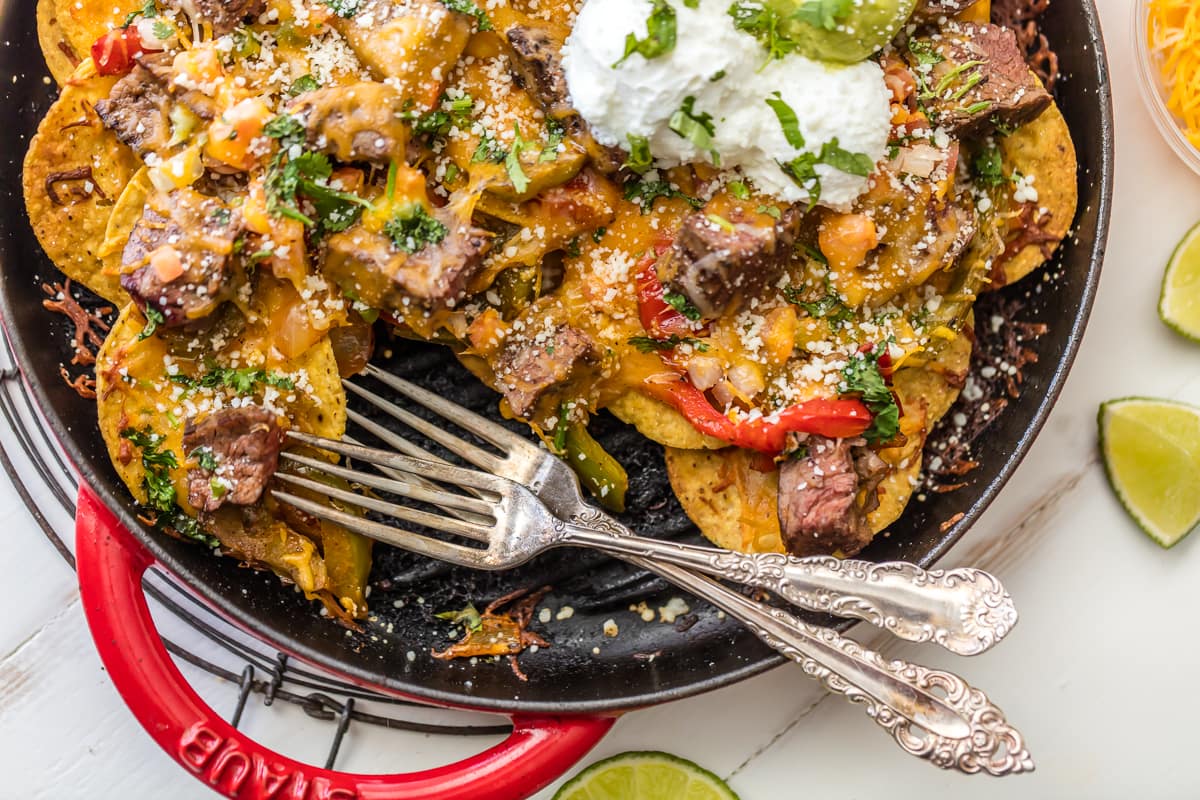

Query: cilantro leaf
left=540, top=119, right=565, bottom=163
left=170, top=367, right=295, bottom=395
left=323, top=0, right=361, bottom=17
left=728, top=180, right=750, bottom=199
left=120, top=427, right=221, bottom=548
left=779, top=152, right=821, bottom=208
left=123, top=0, right=156, bottom=27
left=191, top=448, right=219, bottom=471
left=784, top=285, right=854, bottom=327
left=841, top=345, right=900, bottom=444
left=818, top=138, right=874, bottom=177
left=471, top=132, right=507, bottom=164
left=628, top=334, right=709, bottom=352
left=623, top=178, right=704, bottom=211
left=765, top=92, right=805, bottom=149
left=287, top=74, right=321, bottom=96
left=908, top=39, right=944, bottom=67
left=728, top=2, right=797, bottom=64
left=614, top=0, right=677, bottom=67
left=505, top=124, right=531, bottom=194
left=438, top=0, right=493, bottom=30
left=669, top=95, right=720, bottom=164
left=138, top=307, right=165, bottom=341
left=384, top=206, right=448, bottom=254
left=792, top=0, right=851, bottom=31
left=664, top=290, right=702, bottom=320
left=623, top=133, right=654, bottom=173
left=972, top=143, right=1007, bottom=187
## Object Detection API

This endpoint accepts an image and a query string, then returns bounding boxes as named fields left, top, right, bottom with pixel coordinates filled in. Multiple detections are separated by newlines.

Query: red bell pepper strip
left=92, top=27, right=145, bottom=77
left=634, top=254, right=694, bottom=338
left=641, top=379, right=872, bottom=455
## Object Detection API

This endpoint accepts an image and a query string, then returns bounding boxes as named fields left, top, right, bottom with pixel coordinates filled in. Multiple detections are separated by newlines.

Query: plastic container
left=1133, top=0, right=1200, bottom=177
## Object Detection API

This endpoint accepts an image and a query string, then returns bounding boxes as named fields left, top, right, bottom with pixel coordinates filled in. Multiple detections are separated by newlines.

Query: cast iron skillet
left=0, top=1, right=1112, bottom=716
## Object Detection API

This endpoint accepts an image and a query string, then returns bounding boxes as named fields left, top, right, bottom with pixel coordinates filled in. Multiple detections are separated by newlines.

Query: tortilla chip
left=38, top=0, right=80, bottom=85
left=665, top=326, right=973, bottom=555
left=55, top=0, right=140, bottom=63
left=988, top=99, right=1078, bottom=288
left=608, top=390, right=728, bottom=450
left=22, top=75, right=140, bottom=304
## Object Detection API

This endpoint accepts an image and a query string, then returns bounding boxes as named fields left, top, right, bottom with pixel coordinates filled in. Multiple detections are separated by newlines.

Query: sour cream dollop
left=562, top=0, right=893, bottom=209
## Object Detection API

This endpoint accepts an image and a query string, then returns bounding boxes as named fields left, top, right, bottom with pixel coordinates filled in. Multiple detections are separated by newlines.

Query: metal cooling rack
left=0, top=322, right=510, bottom=771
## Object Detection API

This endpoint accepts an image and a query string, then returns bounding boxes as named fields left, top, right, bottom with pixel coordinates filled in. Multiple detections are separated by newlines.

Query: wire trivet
left=0, top=323, right=510, bottom=771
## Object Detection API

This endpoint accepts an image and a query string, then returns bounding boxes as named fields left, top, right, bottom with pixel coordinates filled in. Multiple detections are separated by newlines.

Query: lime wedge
left=554, top=752, right=740, bottom=800
left=1159, top=220, right=1200, bottom=341
left=1099, top=398, right=1200, bottom=548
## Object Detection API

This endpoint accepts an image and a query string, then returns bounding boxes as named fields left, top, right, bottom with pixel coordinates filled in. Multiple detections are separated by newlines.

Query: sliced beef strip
left=494, top=325, right=594, bottom=418
left=777, top=434, right=888, bottom=558
left=183, top=407, right=283, bottom=513
left=322, top=205, right=493, bottom=309
left=506, top=24, right=572, bottom=118
left=663, top=207, right=802, bottom=318
left=287, top=82, right=409, bottom=165
left=120, top=188, right=242, bottom=327
left=135, top=52, right=217, bottom=120
left=907, top=23, right=1052, bottom=138
left=165, top=0, right=266, bottom=35
left=94, top=59, right=173, bottom=160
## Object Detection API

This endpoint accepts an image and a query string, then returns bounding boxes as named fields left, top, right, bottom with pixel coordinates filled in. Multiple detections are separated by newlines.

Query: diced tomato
left=91, top=28, right=145, bottom=77
left=148, top=245, right=184, bottom=283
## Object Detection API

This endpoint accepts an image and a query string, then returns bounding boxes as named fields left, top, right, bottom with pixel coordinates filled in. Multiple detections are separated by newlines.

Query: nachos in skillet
left=24, top=0, right=1076, bottom=622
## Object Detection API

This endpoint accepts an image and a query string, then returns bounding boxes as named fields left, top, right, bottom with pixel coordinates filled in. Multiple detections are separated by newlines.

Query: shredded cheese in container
left=1148, top=0, right=1200, bottom=149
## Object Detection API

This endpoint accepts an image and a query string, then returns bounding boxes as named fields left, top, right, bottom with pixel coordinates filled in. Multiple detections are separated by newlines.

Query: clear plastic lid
left=1133, top=0, right=1200, bottom=177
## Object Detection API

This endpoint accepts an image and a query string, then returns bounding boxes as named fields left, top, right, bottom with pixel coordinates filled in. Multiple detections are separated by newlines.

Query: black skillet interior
left=0, top=0, right=1112, bottom=713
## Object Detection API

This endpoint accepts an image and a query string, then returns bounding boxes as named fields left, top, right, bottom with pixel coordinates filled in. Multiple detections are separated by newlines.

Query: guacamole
left=769, top=0, right=919, bottom=63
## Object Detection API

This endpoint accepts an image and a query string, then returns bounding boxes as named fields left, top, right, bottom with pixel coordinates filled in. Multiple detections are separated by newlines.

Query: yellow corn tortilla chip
left=988, top=99, right=1078, bottom=288
left=22, top=74, right=140, bottom=304
left=664, top=327, right=972, bottom=555
left=608, top=390, right=728, bottom=450
left=38, top=0, right=80, bottom=86
left=55, top=0, right=140, bottom=63
left=98, top=166, right=151, bottom=261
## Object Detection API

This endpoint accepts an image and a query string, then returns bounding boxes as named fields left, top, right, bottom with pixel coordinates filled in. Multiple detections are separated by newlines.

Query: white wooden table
left=4, top=0, right=1199, bottom=795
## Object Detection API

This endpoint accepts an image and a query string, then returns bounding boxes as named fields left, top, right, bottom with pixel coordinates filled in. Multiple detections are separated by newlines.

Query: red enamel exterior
left=75, top=484, right=614, bottom=800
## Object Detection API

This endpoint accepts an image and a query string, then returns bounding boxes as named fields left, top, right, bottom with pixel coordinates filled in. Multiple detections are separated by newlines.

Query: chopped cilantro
left=152, top=19, right=174, bottom=41
left=907, top=40, right=944, bottom=67
left=232, top=28, right=260, bottom=59
left=779, top=152, right=821, bottom=208
left=801, top=243, right=828, bottom=265
left=192, top=448, right=219, bottom=472
left=287, top=74, right=320, bottom=96
left=263, top=116, right=371, bottom=231
left=592, top=227, right=607, bottom=243
left=322, top=0, right=361, bottom=17
left=818, top=138, right=874, bottom=177
left=841, top=344, right=900, bottom=444
left=728, top=2, right=796, bottom=64
left=792, top=0, right=851, bottom=31
left=384, top=205, right=448, bottom=254
left=757, top=204, right=782, bottom=219
left=972, top=143, right=1007, bottom=187
left=664, top=290, right=702, bottom=321
left=137, top=307, right=165, bottom=341
left=471, top=132, right=507, bottom=164
left=728, top=179, right=750, bottom=199
left=565, top=237, right=582, bottom=258
left=614, top=0, right=677, bottom=67
left=123, top=0, right=156, bottom=27
left=623, top=178, right=703, bottom=211
left=784, top=284, right=853, bottom=327
left=765, top=92, right=806, bottom=149
left=505, top=123, right=532, bottom=194
left=435, top=603, right=484, bottom=632
left=540, top=119, right=565, bottom=163
left=669, top=95, right=719, bottom=164
left=628, top=335, right=709, bottom=353
left=438, top=0, right=493, bottom=30
left=623, top=133, right=654, bottom=173
left=411, top=94, right=475, bottom=139
left=121, top=428, right=220, bottom=548
left=170, top=367, right=295, bottom=395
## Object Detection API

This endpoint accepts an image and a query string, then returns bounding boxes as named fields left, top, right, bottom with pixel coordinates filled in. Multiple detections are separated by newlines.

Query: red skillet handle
left=74, top=484, right=614, bottom=800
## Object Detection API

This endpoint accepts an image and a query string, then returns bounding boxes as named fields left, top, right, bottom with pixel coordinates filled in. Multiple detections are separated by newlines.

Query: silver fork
left=269, top=370, right=1032, bottom=776
left=338, top=369, right=1017, bottom=657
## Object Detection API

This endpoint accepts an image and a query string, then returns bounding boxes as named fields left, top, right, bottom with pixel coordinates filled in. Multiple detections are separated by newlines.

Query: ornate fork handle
left=634, top=559, right=1034, bottom=776
left=561, top=514, right=1017, bottom=656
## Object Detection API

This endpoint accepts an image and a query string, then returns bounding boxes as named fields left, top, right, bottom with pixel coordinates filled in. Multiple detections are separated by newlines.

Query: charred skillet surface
left=0, top=0, right=1111, bottom=712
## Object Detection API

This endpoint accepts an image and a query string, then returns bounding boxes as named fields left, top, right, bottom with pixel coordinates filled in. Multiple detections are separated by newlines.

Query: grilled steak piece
left=184, top=407, right=283, bottom=513
left=288, top=82, right=409, bottom=165
left=911, top=0, right=982, bottom=21
left=135, top=52, right=217, bottom=120
left=907, top=23, right=1052, bottom=137
left=94, top=59, right=173, bottom=160
left=322, top=205, right=492, bottom=309
left=494, top=325, right=594, bottom=418
left=777, top=435, right=888, bottom=557
left=664, top=208, right=802, bottom=318
left=165, top=0, right=266, bottom=35
left=506, top=24, right=572, bottom=118
left=120, top=188, right=242, bottom=327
